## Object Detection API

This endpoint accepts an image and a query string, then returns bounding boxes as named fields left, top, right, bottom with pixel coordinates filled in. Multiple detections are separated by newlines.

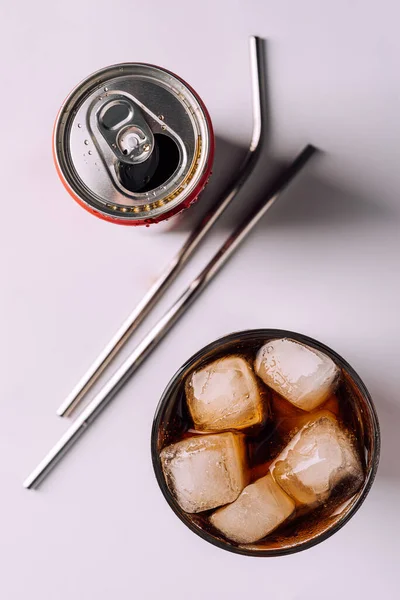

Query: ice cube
left=254, top=338, right=339, bottom=411
left=210, top=473, right=295, bottom=544
left=270, top=413, right=363, bottom=506
left=160, top=432, right=248, bottom=513
left=186, top=355, right=265, bottom=431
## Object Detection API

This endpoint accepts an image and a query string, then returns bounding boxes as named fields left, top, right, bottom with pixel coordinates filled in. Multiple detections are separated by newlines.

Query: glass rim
left=151, top=328, right=381, bottom=557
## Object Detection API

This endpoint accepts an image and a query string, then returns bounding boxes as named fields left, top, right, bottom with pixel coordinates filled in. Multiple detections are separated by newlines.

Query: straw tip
left=306, top=143, right=318, bottom=153
left=249, top=35, right=265, bottom=47
left=300, top=144, right=319, bottom=162
left=22, top=476, right=35, bottom=490
left=56, top=399, right=75, bottom=417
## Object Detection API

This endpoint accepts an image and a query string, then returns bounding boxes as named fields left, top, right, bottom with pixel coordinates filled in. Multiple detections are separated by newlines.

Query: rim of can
left=53, top=62, right=214, bottom=225
left=151, top=328, right=380, bottom=557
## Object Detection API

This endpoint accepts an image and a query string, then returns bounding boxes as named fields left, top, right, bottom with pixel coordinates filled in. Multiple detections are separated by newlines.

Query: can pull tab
left=97, top=98, right=154, bottom=165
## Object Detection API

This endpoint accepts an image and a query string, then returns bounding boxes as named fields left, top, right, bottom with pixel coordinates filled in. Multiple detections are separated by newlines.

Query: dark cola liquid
left=156, top=335, right=370, bottom=551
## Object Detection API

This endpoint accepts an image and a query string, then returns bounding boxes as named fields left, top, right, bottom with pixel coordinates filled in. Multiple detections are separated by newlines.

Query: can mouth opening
left=117, top=133, right=181, bottom=193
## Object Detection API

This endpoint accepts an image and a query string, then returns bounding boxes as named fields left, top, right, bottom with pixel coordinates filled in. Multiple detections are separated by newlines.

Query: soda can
left=53, top=63, right=214, bottom=226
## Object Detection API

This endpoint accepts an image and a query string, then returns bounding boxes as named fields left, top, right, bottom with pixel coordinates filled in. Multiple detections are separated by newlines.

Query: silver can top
left=54, top=63, right=213, bottom=223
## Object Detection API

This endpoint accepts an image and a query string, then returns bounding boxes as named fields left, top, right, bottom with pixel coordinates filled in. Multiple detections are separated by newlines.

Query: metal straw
left=24, top=144, right=316, bottom=490
left=57, top=35, right=268, bottom=418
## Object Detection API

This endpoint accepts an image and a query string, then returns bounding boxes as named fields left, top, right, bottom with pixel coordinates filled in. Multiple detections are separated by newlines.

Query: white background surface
left=1, top=1, right=400, bottom=599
